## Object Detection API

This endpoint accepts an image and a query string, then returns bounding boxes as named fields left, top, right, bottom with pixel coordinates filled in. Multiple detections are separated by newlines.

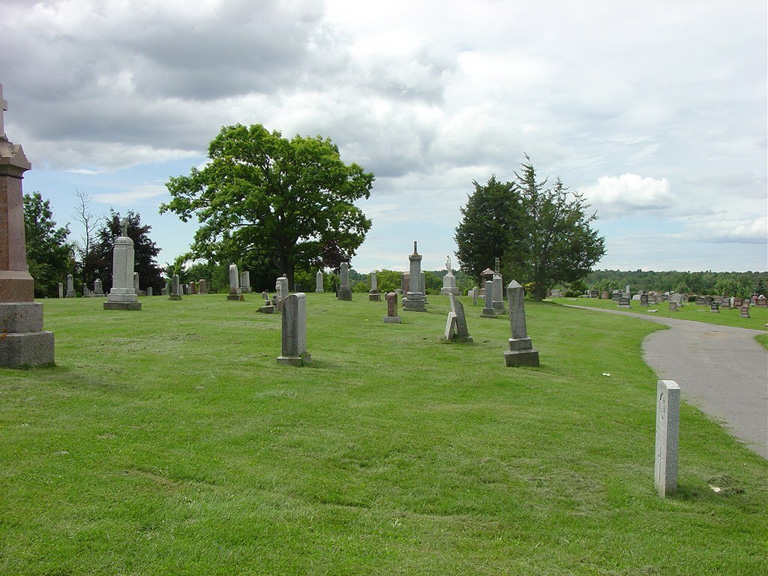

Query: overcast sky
left=1, top=0, right=766, bottom=274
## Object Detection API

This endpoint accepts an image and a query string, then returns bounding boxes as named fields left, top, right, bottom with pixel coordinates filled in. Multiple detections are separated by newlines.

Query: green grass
left=1, top=294, right=766, bottom=575
left=551, top=296, right=768, bottom=331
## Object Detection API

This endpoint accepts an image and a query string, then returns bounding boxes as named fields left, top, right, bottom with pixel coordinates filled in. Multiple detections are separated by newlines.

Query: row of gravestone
left=276, top=280, right=538, bottom=368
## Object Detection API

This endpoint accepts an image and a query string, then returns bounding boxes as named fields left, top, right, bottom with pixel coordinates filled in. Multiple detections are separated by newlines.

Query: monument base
left=440, top=287, right=461, bottom=296
left=337, top=288, right=352, bottom=301
left=403, top=292, right=426, bottom=312
left=103, top=301, right=142, bottom=310
left=0, top=331, right=55, bottom=367
left=258, top=305, right=275, bottom=314
left=168, top=294, right=182, bottom=301
left=227, top=294, right=244, bottom=301
left=383, top=316, right=402, bottom=324
left=369, top=292, right=381, bottom=302
left=0, top=302, right=54, bottom=367
left=504, top=338, right=540, bottom=367
left=480, top=308, right=498, bottom=318
left=277, top=353, right=311, bottom=367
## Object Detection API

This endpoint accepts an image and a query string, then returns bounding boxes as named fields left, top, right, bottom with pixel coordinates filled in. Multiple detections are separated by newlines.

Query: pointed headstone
left=503, top=280, right=539, bottom=367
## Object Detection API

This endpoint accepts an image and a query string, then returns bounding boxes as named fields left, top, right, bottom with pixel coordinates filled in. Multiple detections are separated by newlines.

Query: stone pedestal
left=0, top=86, right=56, bottom=366
left=440, top=271, right=461, bottom=296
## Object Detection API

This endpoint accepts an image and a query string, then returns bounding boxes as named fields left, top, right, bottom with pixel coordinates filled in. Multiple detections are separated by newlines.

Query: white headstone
left=655, top=380, right=680, bottom=498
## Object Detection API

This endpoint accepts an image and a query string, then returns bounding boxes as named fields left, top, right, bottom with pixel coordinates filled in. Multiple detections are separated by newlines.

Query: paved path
left=567, top=306, right=768, bottom=458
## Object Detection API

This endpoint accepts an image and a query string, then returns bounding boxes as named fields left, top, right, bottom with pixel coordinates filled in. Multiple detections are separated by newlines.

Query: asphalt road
left=567, top=305, right=768, bottom=459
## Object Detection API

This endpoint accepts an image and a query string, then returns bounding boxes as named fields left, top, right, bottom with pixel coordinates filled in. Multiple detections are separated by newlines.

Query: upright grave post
left=0, top=84, right=55, bottom=366
left=315, top=270, right=324, bottom=293
left=503, top=280, right=539, bottom=367
left=369, top=271, right=380, bottom=301
left=654, top=380, right=680, bottom=498
left=383, top=291, right=402, bottom=324
left=169, top=274, right=182, bottom=300
left=480, top=280, right=496, bottom=317
left=337, top=262, right=352, bottom=301
left=65, top=273, right=76, bottom=298
left=104, top=218, right=142, bottom=310
left=277, top=293, right=311, bottom=366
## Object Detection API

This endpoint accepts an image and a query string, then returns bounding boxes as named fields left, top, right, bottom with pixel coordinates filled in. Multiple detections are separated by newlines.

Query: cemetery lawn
left=1, top=295, right=766, bottom=576
left=551, top=296, right=768, bottom=331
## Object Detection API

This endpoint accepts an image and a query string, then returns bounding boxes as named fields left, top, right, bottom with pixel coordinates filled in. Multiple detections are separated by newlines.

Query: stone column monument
left=315, top=270, right=324, bottom=293
left=337, top=262, right=352, bottom=301
left=169, top=274, right=182, bottom=300
left=403, top=242, right=426, bottom=312
left=104, top=218, right=141, bottom=310
left=503, top=280, right=539, bottom=367
left=0, top=84, right=55, bottom=366
left=65, top=273, right=76, bottom=298
left=369, top=271, right=380, bottom=301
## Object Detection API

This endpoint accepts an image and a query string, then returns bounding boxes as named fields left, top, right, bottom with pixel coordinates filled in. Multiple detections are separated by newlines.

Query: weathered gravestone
left=655, top=380, right=680, bottom=498
left=198, top=279, right=208, bottom=295
left=133, top=272, right=140, bottom=295
left=740, top=305, right=750, bottom=318
left=443, top=293, right=472, bottom=342
left=618, top=296, right=631, bottom=308
left=640, top=294, right=649, bottom=307
left=65, top=273, right=75, bottom=298
left=503, top=280, right=539, bottom=367
left=492, top=272, right=505, bottom=312
left=315, top=270, right=324, bottom=293
left=169, top=274, right=182, bottom=300
left=104, top=218, right=141, bottom=310
left=239, top=271, right=251, bottom=293
left=82, top=283, right=89, bottom=297
left=440, top=256, right=461, bottom=296
left=369, top=271, right=380, bottom=301
left=668, top=301, right=678, bottom=312
left=58, top=282, right=63, bottom=299
left=93, top=278, right=104, bottom=297
left=383, top=291, right=402, bottom=324
left=589, top=290, right=599, bottom=299
left=275, top=275, right=289, bottom=311
left=227, top=264, right=243, bottom=301
left=709, top=301, right=719, bottom=313
left=146, top=286, right=153, bottom=297
left=471, top=287, right=479, bottom=306
left=0, top=84, right=55, bottom=366
left=480, top=280, right=497, bottom=318
left=189, top=281, right=197, bottom=295
left=402, top=242, right=427, bottom=312
left=276, top=293, right=310, bottom=366
left=550, top=288, right=562, bottom=298
left=337, top=262, right=352, bottom=301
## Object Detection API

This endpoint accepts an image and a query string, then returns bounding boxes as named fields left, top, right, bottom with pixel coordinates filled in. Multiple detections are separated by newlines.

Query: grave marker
left=503, top=280, right=539, bottom=367
left=104, top=218, right=141, bottom=310
left=337, top=262, right=352, bottom=301
left=655, top=380, right=680, bottom=498
left=277, top=293, right=310, bottom=366
left=383, top=292, right=402, bottom=324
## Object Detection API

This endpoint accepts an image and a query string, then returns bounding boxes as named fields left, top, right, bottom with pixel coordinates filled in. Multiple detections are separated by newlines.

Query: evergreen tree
left=89, top=210, right=164, bottom=293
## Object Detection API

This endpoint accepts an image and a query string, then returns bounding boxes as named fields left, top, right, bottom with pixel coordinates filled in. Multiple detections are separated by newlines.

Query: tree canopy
left=160, top=124, right=374, bottom=289
left=89, top=210, right=164, bottom=293
left=455, top=157, right=605, bottom=300
left=23, top=192, right=72, bottom=298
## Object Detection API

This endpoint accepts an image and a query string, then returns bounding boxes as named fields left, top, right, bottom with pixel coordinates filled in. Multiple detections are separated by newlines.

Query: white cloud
left=579, top=174, right=674, bottom=218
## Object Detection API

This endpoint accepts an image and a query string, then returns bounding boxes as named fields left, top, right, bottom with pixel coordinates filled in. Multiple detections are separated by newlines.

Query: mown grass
left=1, top=294, right=766, bottom=575
left=550, top=296, right=768, bottom=331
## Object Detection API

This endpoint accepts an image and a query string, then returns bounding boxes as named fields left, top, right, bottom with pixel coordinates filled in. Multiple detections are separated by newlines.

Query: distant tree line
left=584, top=269, right=767, bottom=298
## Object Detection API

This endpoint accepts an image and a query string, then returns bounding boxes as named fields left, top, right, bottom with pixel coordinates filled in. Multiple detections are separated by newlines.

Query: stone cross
left=655, top=380, right=680, bottom=497
left=0, top=84, right=7, bottom=137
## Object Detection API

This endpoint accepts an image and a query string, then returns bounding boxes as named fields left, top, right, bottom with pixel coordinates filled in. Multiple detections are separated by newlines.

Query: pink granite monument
left=0, top=84, right=55, bottom=366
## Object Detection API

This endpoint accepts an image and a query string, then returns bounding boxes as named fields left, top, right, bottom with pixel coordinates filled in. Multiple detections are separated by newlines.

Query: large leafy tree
left=89, top=210, right=164, bottom=293
left=160, top=124, right=374, bottom=289
left=455, top=157, right=605, bottom=300
left=454, top=175, right=525, bottom=283
left=23, top=192, right=72, bottom=298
